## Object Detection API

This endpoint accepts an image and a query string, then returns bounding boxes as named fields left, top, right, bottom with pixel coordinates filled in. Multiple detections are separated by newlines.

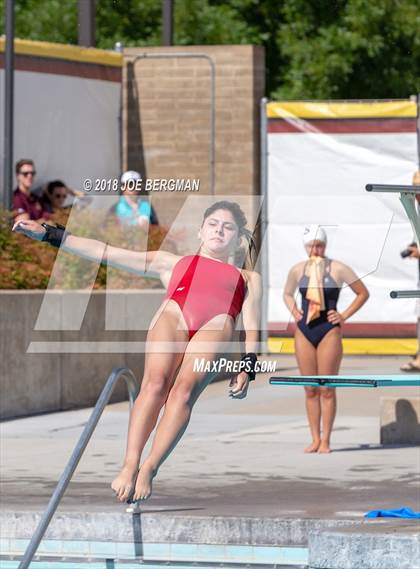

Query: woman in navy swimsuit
left=284, top=227, right=369, bottom=453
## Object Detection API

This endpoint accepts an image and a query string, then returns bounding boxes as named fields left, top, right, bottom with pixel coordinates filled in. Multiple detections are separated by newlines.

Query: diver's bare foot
left=133, top=461, right=156, bottom=501
left=111, top=464, right=139, bottom=502
left=318, top=441, right=331, bottom=453
left=304, top=440, right=321, bottom=453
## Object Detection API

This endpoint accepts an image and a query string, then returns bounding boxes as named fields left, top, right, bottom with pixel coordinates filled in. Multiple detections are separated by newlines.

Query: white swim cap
left=303, top=225, right=327, bottom=246
left=121, top=170, right=142, bottom=184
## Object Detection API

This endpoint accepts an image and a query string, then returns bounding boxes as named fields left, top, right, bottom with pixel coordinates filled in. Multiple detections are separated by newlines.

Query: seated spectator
left=12, top=159, right=50, bottom=223
left=111, top=170, right=159, bottom=229
left=40, top=180, right=69, bottom=214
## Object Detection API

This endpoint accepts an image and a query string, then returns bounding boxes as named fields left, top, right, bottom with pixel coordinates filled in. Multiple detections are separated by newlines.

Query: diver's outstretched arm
left=12, top=219, right=178, bottom=276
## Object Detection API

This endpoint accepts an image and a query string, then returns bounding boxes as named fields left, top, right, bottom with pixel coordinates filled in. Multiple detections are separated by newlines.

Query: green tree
left=1, top=0, right=419, bottom=98
left=275, top=0, right=420, bottom=98
left=96, top=0, right=162, bottom=48
left=3, top=0, right=78, bottom=44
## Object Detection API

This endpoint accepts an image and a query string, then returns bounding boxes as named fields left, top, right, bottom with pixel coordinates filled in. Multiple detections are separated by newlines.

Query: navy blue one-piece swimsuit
left=297, top=260, right=341, bottom=348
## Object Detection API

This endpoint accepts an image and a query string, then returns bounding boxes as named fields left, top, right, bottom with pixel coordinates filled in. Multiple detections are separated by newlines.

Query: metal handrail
left=366, top=183, right=420, bottom=247
left=18, top=367, right=139, bottom=569
left=366, top=184, right=420, bottom=194
left=390, top=290, right=420, bottom=299
left=366, top=184, right=420, bottom=300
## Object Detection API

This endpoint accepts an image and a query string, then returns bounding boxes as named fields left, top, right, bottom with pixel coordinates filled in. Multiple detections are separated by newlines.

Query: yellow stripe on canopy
left=267, top=100, right=417, bottom=119
left=0, top=38, right=122, bottom=67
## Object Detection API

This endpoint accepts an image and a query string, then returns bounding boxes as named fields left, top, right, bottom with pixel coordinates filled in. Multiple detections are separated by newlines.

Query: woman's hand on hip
left=293, top=308, right=304, bottom=322
left=228, top=371, right=249, bottom=399
left=327, top=310, right=344, bottom=325
left=12, top=219, right=46, bottom=241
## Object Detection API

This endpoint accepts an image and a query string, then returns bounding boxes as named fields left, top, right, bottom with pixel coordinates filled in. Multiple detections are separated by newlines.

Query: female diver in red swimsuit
left=13, top=201, right=261, bottom=501
left=283, top=226, right=369, bottom=454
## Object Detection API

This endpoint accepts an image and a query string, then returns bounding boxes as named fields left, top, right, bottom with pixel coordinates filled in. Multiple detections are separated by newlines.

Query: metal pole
left=366, top=185, right=420, bottom=248
left=417, top=94, right=420, bottom=168
left=18, top=368, right=139, bottom=569
left=78, top=0, right=96, bottom=47
left=162, top=0, right=174, bottom=46
left=209, top=56, right=215, bottom=194
left=366, top=184, right=420, bottom=193
left=3, top=0, right=14, bottom=210
left=115, top=42, right=124, bottom=176
left=260, top=98, right=269, bottom=353
left=399, top=192, right=420, bottom=249
left=132, top=53, right=215, bottom=194
left=390, top=290, right=420, bottom=299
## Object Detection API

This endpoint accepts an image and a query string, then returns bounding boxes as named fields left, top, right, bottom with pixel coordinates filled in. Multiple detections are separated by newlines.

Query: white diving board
left=269, top=375, right=420, bottom=388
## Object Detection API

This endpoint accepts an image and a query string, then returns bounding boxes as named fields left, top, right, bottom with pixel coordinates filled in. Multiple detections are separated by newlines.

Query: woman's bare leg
left=111, top=311, right=187, bottom=501
left=316, top=327, right=342, bottom=453
left=133, top=318, right=234, bottom=500
left=294, top=328, right=320, bottom=452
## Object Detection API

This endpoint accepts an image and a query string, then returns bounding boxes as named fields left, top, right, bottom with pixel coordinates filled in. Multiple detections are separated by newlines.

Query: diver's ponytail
left=240, top=227, right=258, bottom=271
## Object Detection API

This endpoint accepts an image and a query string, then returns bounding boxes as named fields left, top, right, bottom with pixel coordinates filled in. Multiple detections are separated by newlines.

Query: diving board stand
left=269, top=375, right=420, bottom=388
left=366, top=184, right=420, bottom=299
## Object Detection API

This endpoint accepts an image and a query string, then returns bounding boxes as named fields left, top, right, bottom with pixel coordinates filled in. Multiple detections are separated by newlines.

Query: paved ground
left=1, top=355, right=419, bottom=519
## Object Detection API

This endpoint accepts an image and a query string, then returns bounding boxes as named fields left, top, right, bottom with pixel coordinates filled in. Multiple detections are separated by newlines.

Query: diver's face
left=305, top=240, right=326, bottom=258
left=199, top=209, right=239, bottom=255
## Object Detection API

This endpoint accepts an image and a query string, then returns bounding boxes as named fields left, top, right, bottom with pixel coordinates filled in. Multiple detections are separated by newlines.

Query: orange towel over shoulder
left=305, top=256, right=326, bottom=324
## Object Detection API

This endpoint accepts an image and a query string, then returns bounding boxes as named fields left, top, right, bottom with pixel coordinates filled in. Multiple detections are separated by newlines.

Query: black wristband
left=41, top=223, right=70, bottom=248
left=240, top=352, right=258, bottom=381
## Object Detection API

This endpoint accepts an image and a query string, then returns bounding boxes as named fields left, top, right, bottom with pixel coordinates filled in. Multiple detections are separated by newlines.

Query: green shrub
left=0, top=208, right=172, bottom=290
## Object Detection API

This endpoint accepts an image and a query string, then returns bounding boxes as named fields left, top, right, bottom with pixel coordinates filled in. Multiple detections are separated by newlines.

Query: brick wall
left=123, top=45, right=265, bottom=227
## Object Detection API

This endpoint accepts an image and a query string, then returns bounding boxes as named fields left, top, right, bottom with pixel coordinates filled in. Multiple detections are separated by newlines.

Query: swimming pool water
left=0, top=539, right=308, bottom=569
left=1, top=560, right=308, bottom=569
left=0, top=538, right=308, bottom=569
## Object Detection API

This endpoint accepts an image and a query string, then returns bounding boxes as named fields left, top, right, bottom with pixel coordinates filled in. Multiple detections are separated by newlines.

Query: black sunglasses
left=19, top=170, right=36, bottom=177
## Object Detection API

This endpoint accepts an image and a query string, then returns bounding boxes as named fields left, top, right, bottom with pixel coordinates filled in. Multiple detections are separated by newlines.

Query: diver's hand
left=228, top=371, right=250, bottom=400
left=12, top=219, right=46, bottom=241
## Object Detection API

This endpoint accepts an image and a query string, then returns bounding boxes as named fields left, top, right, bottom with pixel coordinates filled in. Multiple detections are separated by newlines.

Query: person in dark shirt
left=40, top=180, right=69, bottom=214
left=12, top=159, right=50, bottom=223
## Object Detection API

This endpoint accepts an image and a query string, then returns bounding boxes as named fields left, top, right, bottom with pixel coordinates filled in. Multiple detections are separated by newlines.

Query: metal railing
left=366, top=184, right=420, bottom=300
left=366, top=184, right=420, bottom=248
left=18, top=367, right=139, bottom=569
left=260, top=97, right=269, bottom=353
left=390, top=290, right=420, bottom=299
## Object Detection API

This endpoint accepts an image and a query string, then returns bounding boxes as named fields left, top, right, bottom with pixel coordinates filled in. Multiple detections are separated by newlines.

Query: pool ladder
left=17, top=367, right=139, bottom=569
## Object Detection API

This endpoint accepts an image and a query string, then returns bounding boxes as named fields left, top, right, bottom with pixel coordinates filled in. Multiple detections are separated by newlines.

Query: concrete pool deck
left=2, top=355, right=419, bottom=517
left=1, top=355, right=419, bottom=567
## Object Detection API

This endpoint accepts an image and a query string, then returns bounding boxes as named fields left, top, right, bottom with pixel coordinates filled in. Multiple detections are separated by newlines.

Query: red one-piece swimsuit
left=164, top=255, right=246, bottom=339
